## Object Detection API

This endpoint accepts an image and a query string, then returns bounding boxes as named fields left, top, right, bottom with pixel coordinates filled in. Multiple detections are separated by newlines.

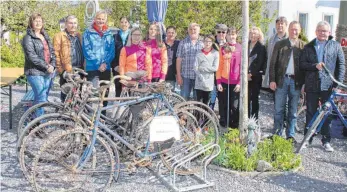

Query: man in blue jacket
left=300, top=21, right=345, bottom=152
left=83, top=10, right=115, bottom=112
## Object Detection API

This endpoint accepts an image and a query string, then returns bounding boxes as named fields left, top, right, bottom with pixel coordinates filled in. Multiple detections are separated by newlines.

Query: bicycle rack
left=149, top=142, right=221, bottom=192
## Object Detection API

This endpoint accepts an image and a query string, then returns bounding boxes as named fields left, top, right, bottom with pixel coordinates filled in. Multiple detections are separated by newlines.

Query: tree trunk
left=239, top=0, right=249, bottom=144
left=336, top=1, right=347, bottom=83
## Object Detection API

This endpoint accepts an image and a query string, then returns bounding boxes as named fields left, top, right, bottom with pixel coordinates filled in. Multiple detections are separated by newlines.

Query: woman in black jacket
left=248, top=26, right=267, bottom=120
left=22, top=13, right=56, bottom=116
left=112, top=16, right=130, bottom=97
left=164, top=26, right=180, bottom=91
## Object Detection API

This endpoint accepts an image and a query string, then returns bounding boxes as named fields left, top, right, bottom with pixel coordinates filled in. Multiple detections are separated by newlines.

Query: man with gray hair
left=53, top=15, right=84, bottom=102
left=176, top=23, right=204, bottom=100
left=300, top=21, right=345, bottom=152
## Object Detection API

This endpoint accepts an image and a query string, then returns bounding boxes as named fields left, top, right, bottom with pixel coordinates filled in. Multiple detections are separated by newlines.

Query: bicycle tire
left=17, top=112, right=83, bottom=159
left=17, top=102, right=63, bottom=138
left=296, top=110, right=326, bottom=153
left=19, top=120, right=78, bottom=181
left=174, top=101, right=220, bottom=127
left=31, top=129, right=115, bottom=192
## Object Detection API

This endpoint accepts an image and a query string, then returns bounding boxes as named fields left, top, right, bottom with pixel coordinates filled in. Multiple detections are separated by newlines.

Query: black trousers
left=87, top=70, right=111, bottom=115
left=59, top=74, right=67, bottom=102
left=152, top=77, right=160, bottom=82
left=248, top=75, right=262, bottom=119
left=195, top=89, right=210, bottom=105
left=218, top=83, right=239, bottom=128
left=305, top=91, right=332, bottom=144
left=112, top=69, right=122, bottom=97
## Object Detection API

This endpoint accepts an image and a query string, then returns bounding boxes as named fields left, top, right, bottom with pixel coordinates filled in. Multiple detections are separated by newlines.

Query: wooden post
left=239, top=0, right=249, bottom=144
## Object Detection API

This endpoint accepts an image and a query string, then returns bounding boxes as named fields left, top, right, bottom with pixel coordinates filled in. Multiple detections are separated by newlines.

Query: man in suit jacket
left=270, top=21, right=305, bottom=142
left=300, top=21, right=345, bottom=152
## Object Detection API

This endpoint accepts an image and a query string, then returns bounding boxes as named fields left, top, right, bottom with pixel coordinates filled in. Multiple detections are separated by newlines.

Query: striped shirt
left=176, top=36, right=204, bottom=79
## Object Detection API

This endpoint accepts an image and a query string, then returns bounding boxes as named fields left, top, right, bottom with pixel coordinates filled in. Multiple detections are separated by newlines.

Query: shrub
left=1, top=42, right=25, bottom=68
left=213, top=129, right=301, bottom=171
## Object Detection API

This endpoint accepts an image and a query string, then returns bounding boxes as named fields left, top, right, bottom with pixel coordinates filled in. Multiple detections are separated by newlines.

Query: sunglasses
left=217, top=31, right=226, bottom=34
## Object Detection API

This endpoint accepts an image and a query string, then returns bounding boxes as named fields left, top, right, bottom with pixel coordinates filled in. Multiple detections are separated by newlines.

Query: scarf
left=92, top=22, right=108, bottom=37
left=201, top=48, right=212, bottom=55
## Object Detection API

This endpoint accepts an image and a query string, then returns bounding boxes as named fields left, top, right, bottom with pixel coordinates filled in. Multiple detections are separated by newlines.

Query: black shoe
left=287, top=137, right=297, bottom=145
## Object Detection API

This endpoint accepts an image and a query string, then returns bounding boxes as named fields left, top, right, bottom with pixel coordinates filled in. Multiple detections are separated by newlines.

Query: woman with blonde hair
left=119, top=27, right=152, bottom=83
left=248, top=26, right=267, bottom=120
left=146, top=22, right=168, bottom=82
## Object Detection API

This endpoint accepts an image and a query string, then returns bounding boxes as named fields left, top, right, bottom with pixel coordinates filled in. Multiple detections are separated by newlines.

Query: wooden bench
left=1, top=68, right=25, bottom=130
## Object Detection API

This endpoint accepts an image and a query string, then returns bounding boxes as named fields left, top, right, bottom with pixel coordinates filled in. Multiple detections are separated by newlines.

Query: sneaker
left=323, top=143, right=334, bottom=152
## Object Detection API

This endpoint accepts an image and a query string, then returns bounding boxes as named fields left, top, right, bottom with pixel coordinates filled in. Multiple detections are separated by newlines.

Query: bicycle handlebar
left=99, top=75, right=132, bottom=86
left=322, top=65, right=347, bottom=89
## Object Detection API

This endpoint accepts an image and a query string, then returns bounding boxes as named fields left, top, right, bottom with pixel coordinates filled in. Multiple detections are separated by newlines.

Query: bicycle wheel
left=160, top=106, right=219, bottom=175
left=19, top=120, right=78, bottom=181
left=296, top=110, right=326, bottom=153
left=295, top=106, right=306, bottom=133
left=31, top=129, right=115, bottom=192
left=17, top=102, right=63, bottom=138
left=174, top=101, right=220, bottom=128
left=165, top=92, right=186, bottom=106
left=17, top=113, right=83, bottom=159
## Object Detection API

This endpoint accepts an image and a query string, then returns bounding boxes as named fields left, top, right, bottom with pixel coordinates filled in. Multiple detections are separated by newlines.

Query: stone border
left=208, top=164, right=303, bottom=177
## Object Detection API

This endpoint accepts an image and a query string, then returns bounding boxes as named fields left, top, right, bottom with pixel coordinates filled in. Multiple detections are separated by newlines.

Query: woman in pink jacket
left=146, top=22, right=168, bottom=82
left=216, top=27, right=242, bottom=129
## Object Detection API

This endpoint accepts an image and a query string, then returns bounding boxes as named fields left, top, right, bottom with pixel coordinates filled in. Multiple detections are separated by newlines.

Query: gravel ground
left=1, top=85, right=347, bottom=192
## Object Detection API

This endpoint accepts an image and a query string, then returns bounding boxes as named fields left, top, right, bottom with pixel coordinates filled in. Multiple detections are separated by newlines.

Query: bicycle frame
left=307, top=90, right=347, bottom=134
left=77, top=89, right=188, bottom=169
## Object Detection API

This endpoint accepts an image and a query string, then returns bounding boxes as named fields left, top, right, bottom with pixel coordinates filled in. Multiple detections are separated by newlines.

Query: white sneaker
left=323, top=143, right=334, bottom=152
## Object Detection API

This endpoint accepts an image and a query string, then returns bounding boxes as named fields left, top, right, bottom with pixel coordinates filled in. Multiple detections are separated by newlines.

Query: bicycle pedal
left=153, top=137, right=175, bottom=152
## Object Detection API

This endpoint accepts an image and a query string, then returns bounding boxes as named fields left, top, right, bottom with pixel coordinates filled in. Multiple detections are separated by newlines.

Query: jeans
left=27, top=75, right=51, bottom=117
left=273, top=77, right=300, bottom=138
left=209, top=86, right=217, bottom=109
left=181, top=77, right=196, bottom=100
left=305, top=91, right=332, bottom=144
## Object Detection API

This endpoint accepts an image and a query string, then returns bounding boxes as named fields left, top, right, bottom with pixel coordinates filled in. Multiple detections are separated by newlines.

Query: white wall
left=266, top=0, right=340, bottom=41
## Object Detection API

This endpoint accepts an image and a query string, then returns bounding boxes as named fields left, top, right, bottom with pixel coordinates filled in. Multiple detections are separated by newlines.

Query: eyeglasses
left=217, top=31, right=226, bottom=34
left=204, top=40, right=213, bottom=43
left=317, top=30, right=329, bottom=34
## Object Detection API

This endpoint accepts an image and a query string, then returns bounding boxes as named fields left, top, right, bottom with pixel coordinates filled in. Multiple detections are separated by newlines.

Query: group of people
left=22, top=10, right=345, bottom=152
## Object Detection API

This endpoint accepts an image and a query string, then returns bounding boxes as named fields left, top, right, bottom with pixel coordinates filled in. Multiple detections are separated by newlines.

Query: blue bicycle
left=296, top=65, right=347, bottom=153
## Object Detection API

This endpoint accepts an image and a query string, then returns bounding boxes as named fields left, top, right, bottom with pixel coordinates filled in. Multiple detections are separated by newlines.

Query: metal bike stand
left=149, top=142, right=221, bottom=192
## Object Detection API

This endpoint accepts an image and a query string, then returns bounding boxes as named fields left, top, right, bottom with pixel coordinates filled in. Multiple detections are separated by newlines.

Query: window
left=324, top=14, right=333, bottom=27
left=299, top=13, right=308, bottom=35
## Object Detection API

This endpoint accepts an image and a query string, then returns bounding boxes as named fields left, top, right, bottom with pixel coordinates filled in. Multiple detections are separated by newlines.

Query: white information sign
left=149, top=116, right=180, bottom=142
